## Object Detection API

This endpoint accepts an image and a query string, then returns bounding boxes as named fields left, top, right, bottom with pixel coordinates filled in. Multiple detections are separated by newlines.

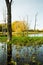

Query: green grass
left=0, top=35, right=7, bottom=42
left=0, top=35, right=43, bottom=46
left=11, top=36, right=43, bottom=46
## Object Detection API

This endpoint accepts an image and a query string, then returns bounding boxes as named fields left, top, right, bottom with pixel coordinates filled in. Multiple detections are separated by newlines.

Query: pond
left=0, top=43, right=43, bottom=65
left=28, top=33, right=43, bottom=37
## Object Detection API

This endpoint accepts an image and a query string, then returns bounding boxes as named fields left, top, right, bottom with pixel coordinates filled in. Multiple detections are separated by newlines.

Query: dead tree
left=5, top=0, right=12, bottom=65
left=5, top=0, right=12, bottom=40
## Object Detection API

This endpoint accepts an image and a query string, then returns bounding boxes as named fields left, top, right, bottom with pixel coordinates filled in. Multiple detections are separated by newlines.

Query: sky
left=0, top=0, right=43, bottom=30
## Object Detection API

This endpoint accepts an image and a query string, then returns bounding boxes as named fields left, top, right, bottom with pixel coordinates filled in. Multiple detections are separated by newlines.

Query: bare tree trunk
left=7, top=3, right=12, bottom=65
left=7, top=4, right=12, bottom=65
left=5, top=0, right=12, bottom=65
left=7, top=44, right=12, bottom=65
left=7, top=3, right=12, bottom=40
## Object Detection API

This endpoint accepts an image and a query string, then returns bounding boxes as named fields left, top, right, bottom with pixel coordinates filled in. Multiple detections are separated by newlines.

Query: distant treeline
left=24, top=29, right=43, bottom=32
left=0, top=24, right=7, bottom=32
left=0, top=23, right=43, bottom=32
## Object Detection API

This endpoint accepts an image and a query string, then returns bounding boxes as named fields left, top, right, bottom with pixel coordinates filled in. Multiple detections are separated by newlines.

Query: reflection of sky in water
left=29, top=34, right=43, bottom=37
left=0, top=43, right=7, bottom=65
left=0, top=43, right=43, bottom=64
left=12, top=45, right=43, bottom=63
left=37, top=45, right=43, bottom=62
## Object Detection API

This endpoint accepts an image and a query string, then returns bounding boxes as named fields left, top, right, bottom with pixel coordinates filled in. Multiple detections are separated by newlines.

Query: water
left=0, top=43, right=7, bottom=65
left=12, top=45, right=43, bottom=63
left=28, top=33, right=43, bottom=37
left=0, top=43, right=43, bottom=65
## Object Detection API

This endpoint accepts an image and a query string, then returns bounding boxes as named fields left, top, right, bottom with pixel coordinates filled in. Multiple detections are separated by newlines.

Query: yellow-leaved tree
left=12, top=21, right=28, bottom=36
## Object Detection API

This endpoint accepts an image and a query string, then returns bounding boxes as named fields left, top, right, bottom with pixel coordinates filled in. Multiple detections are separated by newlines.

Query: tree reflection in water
left=0, top=43, right=43, bottom=65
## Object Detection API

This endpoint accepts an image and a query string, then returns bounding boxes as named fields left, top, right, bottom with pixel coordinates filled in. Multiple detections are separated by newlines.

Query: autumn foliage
left=12, top=21, right=27, bottom=32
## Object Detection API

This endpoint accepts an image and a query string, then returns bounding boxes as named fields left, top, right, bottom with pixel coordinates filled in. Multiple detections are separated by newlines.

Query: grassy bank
left=0, top=36, right=43, bottom=46
left=12, top=36, right=43, bottom=46
left=0, top=35, right=7, bottom=42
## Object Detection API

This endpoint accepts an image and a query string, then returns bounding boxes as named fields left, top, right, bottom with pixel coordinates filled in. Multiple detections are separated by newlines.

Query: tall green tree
left=5, top=0, right=12, bottom=65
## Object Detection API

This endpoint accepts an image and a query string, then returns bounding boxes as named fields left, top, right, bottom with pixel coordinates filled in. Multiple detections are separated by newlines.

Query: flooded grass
left=0, top=36, right=43, bottom=65
left=0, top=43, right=43, bottom=65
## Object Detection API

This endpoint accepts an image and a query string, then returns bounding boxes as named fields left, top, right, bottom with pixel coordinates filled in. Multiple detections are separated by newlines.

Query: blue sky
left=0, top=0, right=43, bottom=30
